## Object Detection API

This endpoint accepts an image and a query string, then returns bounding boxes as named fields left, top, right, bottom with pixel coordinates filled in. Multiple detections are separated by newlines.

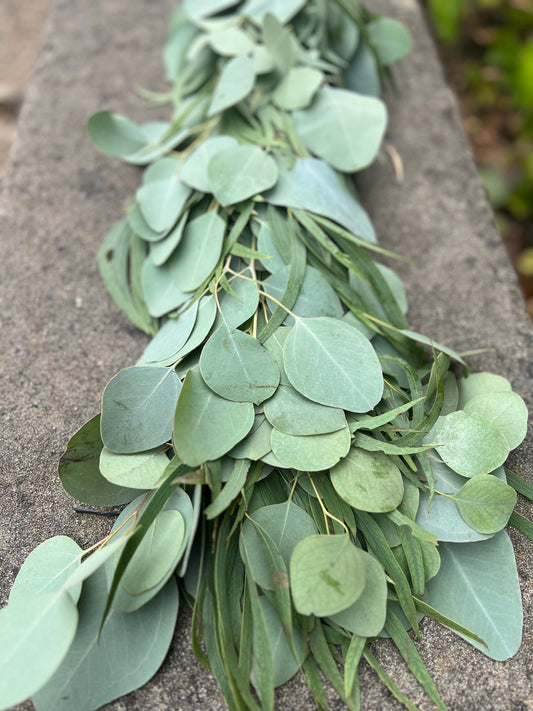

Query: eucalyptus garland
left=1, top=2, right=532, bottom=710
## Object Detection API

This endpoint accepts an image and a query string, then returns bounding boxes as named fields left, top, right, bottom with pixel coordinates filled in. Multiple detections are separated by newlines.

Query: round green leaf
left=32, top=569, right=179, bottom=711
left=264, top=383, right=346, bottom=436
left=425, top=532, right=522, bottom=661
left=208, top=27, right=255, bottom=57
left=330, top=447, right=404, bottom=512
left=136, top=172, right=191, bottom=234
left=59, top=415, right=143, bottom=506
left=200, top=323, right=280, bottom=403
left=208, top=145, right=279, bottom=206
left=415, top=460, right=507, bottom=543
left=0, top=591, right=78, bottom=709
left=9, top=537, right=83, bottom=605
left=329, top=550, right=387, bottom=636
left=240, top=501, right=318, bottom=590
left=243, top=0, right=306, bottom=24
left=214, top=275, right=260, bottom=329
left=180, top=135, right=238, bottom=193
left=87, top=111, right=146, bottom=159
left=265, top=158, right=376, bottom=244
left=141, top=259, right=191, bottom=318
left=283, top=317, right=383, bottom=412
left=128, top=204, right=166, bottom=242
left=435, top=411, right=510, bottom=478
left=121, top=510, right=186, bottom=595
left=167, top=211, right=226, bottom=293
left=464, top=391, right=528, bottom=450
left=173, top=368, right=255, bottom=466
left=101, top=367, right=181, bottom=454
left=149, top=211, right=190, bottom=266
left=272, top=67, right=323, bottom=110
left=252, top=597, right=304, bottom=688
left=293, top=87, right=387, bottom=173
left=143, top=302, right=198, bottom=364
left=290, top=534, right=366, bottom=616
left=106, top=489, right=193, bottom=613
left=208, top=55, right=255, bottom=117
left=454, top=475, right=517, bottom=535
left=263, top=265, right=344, bottom=325
left=99, top=447, right=169, bottom=490
left=271, top=424, right=351, bottom=471
left=367, top=18, right=412, bottom=65
left=457, top=372, right=511, bottom=409
left=174, top=295, right=218, bottom=360
left=230, top=414, right=273, bottom=460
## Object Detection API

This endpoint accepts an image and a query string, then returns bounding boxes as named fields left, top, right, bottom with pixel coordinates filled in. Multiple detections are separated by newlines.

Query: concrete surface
left=0, top=1, right=531, bottom=710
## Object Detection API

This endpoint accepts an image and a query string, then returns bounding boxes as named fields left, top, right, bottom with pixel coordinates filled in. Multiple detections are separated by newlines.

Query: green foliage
left=2, top=2, right=531, bottom=711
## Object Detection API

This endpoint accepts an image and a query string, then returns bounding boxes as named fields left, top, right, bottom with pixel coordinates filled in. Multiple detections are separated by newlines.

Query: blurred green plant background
left=427, top=0, right=533, bottom=315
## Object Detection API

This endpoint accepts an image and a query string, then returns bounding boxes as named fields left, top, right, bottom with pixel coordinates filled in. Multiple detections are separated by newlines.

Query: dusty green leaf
left=208, top=55, right=255, bottom=117
left=290, top=534, right=366, bottom=616
left=180, top=135, right=238, bottom=193
left=208, top=145, right=279, bottom=206
left=329, top=550, right=387, bottom=637
left=454, top=475, right=517, bottom=535
left=173, top=368, right=254, bottom=466
left=32, top=570, right=179, bottom=711
left=101, top=367, right=181, bottom=454
left=270, top=424, right=351, bottom=471
left=264, top=383, right=346, bottom=436
left=9, top=537, right=82, bottom=605
left=0, top=592, right=78, bottom=709
left=435, top=411, right=510, bottom=478
left=283, top=317, right=383, bottom=412
left=167, top=211, right=226, bottom=292
left=59, top=415, right=143, bottom=506
left=200, top=323, right=280, bottom=403
left=240, top=501, right=318, bottom=590
left=330, top=447, right=404, bottom=513
left=99, top=447, right=169, bottom=490
left=464, top=391, right=528, bottom=450
left=272, top=67, right=323, bottom=110
left=293, top=87, right=387, bottom=172
left=425, top=532, right=522, bottom=661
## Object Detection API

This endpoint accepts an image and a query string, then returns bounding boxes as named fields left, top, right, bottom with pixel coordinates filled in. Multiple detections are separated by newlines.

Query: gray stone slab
left=0, top=1, right=531, bottom=710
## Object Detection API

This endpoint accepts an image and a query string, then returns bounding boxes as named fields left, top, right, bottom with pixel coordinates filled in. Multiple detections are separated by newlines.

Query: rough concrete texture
left=0, top=1, right=531, bottom=710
